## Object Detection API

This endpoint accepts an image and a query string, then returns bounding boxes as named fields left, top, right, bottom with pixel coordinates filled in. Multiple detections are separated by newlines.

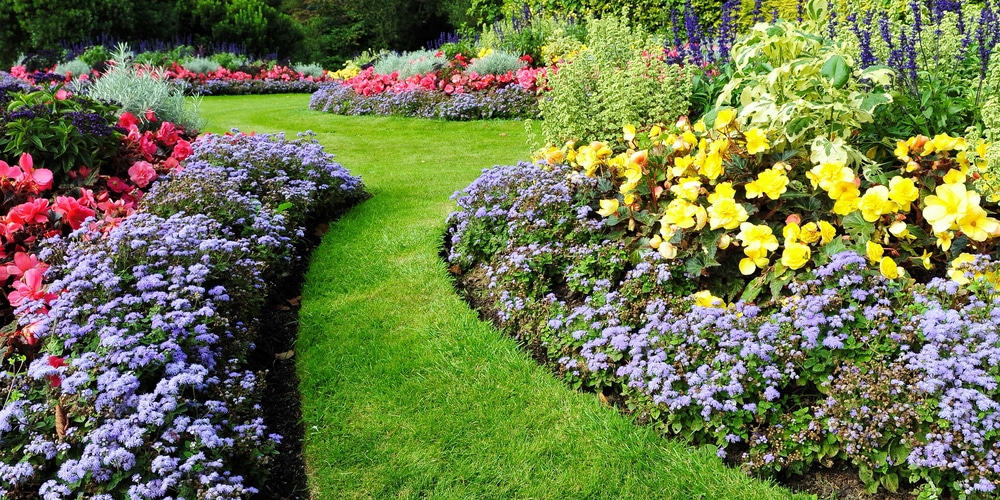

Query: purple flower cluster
left=448, top=161, right=1000, bottom=497
left=183, top=79, right=324, bottom=96
left=309, top=83, right=540, bottom=120
left=0, top=130, right=367, bottom=498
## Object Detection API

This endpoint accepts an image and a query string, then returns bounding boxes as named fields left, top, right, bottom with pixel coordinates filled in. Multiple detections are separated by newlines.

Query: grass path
left=198, top=94, right=800, bottom=500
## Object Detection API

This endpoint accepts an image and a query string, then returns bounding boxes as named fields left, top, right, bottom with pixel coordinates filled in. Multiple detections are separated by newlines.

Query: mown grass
left=198, top=94, right=803, bottom=499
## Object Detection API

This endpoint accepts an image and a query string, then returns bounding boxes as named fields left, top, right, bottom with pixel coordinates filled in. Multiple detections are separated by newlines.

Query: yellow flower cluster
left=536, top=113, right=1000, bottom=288
left=328, top=63, right=361, bottom=80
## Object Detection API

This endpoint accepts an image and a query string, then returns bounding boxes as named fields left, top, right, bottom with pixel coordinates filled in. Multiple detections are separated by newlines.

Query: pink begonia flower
left=0, top=252, right=47, bottom=281
left=128, top=161, right=158, bottom=188
left=54, top=88, right=71, bottom=100
left=171, top=139, right=193, bottom=161
left=53, top=195, right=96, bottom=230
left=138, top=133, right=157, bottom=161
left=19, top=320, right=41, bottom=346
left=19, top=153, right=53, bottom=191
left=8, top=267, right=57, bottom=307
left=0, top=159, right=24, bottom=183
left=118, top=111, right=139, bottom=129
left=144, top=108, right=158, bottom=122
left=156, top=121, right=180, bottom=146
left=8, top=198, right=50, bottom=225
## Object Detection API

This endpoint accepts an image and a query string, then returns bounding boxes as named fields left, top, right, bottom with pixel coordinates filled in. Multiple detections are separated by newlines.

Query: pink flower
left=118, top=111, right=139, bottom=129
left=18, top=153, right=53, bottom=192
left=156, top=121, right=180, bottom=146
left=54, top=88, right=71, bottom=100
left=171, top=139, right=193, bottom=161
left=128, top=161, right=158, bottom=188
left=105, top=177, right=128, bottom=193
left=53, top=195, right=96, bottom=230
left=138, top=133, right=157, bottom=161
left=144, top=108, right=158, bottom=122
left=8, top=267, right=57, bottom=307
left=0, top=159, right=24, bottom=183
left=0, top=252, right=47, bottom=281
left=46, top=355, right=65, bottom=387
left=8, top=199, right=50, bottom=225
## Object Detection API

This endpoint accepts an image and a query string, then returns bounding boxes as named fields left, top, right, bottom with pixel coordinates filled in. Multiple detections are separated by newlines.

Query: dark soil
left=248, top=225, right=333, bottom=500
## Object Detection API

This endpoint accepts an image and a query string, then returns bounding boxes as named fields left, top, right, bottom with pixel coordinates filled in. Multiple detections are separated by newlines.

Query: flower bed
left=444, top=3, right=1000, bottom=498
left=0, top=80, right=367, bottom=497
left=309, top=55, right=545, bottom=120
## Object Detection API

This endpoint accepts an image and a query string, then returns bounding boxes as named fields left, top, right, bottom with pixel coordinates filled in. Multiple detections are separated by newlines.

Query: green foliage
left=78, top=45, right=112, bottom=67
left=208, top=51, right=248, bottom=70
left=53, top=59, right=91, bottom=78
left=133, top=46, right=195, bottom=67
left=183, top=56, right=223, bottom=74
left=86, top=45, right=203, bottom=133
left=538, top=15, right=692, bottom=145
left=466, top=49, right=523, bottom=75
left=714, top=19, right=894, bottom=164
left=0, top=85, right=121, bottom=184
left=293, top=62, right=326, bottom=78
left=373, top=50, right=445, bottom=77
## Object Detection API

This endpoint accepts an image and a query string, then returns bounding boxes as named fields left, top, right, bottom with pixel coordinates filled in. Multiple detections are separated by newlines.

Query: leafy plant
left=182, top=56, right=222, bottom=74
left=466, top=49, right=524, bottom=74
left=86, top=44, right=203, bottom=133
left=373, top=50, right=446, bottom=78
left=52, top=58, right=91, bottom=78
left=537, top=14, right=692, bottom=145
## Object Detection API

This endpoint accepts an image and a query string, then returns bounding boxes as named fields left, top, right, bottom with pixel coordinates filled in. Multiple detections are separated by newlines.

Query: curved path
left=198, top=94, right=798, bottom=500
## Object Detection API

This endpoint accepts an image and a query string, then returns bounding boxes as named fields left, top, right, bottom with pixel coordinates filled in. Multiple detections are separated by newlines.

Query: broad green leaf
left=842, top=211, right=875, bottom=244
left=821, top=55, right=850, bottom=89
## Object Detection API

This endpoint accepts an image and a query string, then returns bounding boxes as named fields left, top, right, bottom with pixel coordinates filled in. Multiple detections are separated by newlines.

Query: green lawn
left=198, top=94, right=802, bottom=500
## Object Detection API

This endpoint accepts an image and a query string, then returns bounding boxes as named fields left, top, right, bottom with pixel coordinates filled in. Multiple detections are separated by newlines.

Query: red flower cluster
left=343, top=63, right=544, bottom=97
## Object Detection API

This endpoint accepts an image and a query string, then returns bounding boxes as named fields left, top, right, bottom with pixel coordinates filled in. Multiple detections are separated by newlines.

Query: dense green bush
left=538, top=15, right=691, bottom=145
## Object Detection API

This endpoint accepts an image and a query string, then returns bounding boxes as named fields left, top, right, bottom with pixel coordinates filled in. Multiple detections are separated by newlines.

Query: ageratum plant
left=446, top=157, right=1000, bottom=497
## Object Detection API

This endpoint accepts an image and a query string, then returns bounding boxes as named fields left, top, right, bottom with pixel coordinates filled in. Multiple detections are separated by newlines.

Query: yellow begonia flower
left=799, top=222, right=822, bottom=244
left=858, top=185, right=894, bottom=222
left=736, top=223, right=779, bottom=274
left=745, top=166, right=789, bottom=200
left=889, top=220, right=913, bottom=240
left=670, top=177, right=703, bottom=201
left=880, top=256, right=901, bottom=279
left=718, top=233, right=732, bottom=249
left=623, top=124, right=636, bottom=142
left=693, top=290, right=725, bottom=308
left=659, top=242, right=679, bottom=259
left=649, top=234, right=662, bottom=249
left=923, top=133, right=960, bottom=156
left=919, top=250, right=933, bottom=269
left=707, top=182, right=737, bottom=204
left=894, top=140, right=910, bottom=160
left=694, top=119, right=707, bottom=133
left=701, top=149, right=724, bottom=180
left=682, top=130, right=698, bottom=148
left=922, top=183, right=971, bottom=234
left=649, top=125, right=662, bottom=139
left=783, top=222, right=801, bottom=242
left=819, top=220, right=837, bottom=244
left=887, top=176, right=920, bottom=209
left=866, top=241, right=884, bottom=262
left=781, top=241, right=812, bottom=270
left=831, top=184, right=861, bottom=215
left=807, top=161, right=855, bottom=191
left=957, top=204, right=1000, bottom=242
left=662, top=199, right=707, bottom=230
left=957, top=151, right=971, bottom=171
left=948, top=252, right=977, bottom=284
left=714, top=108, right=736, bottom=131
left=597, top=198, right=620, bottom=217
left=707, top=197, right=749, bottom=230
left=744, top=128, right=770, bottom=154
left=942, top=169, right=966, bottom=185
left=672, top=155, right=696, bottom=177
left=936, top=231, right=954, bottom=251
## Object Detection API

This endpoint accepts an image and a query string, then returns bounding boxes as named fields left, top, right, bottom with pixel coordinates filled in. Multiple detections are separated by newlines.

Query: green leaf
left=842, top=211, right=875, bottom=244
left=821, top=55, right=850, bottom=89
left=881, top=473, right=899, bottom=493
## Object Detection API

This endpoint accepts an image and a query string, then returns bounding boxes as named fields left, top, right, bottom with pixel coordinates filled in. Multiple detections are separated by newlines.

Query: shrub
left=77, top=45, right=112, bottom=67
left=466, top=49, right=524, bottom=75
left=537, top=14, right=692, bottom=145
left=52, top=59, right=91, bottom=78
left=209, top=51, right=248, bottom=71
left=86, top=45, right=203, bottom=133
left=293, top=63, right=326, bottom=79
left=372, top=50, right=445, bottom=78
left=181, top=56, right=222, bottom=75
